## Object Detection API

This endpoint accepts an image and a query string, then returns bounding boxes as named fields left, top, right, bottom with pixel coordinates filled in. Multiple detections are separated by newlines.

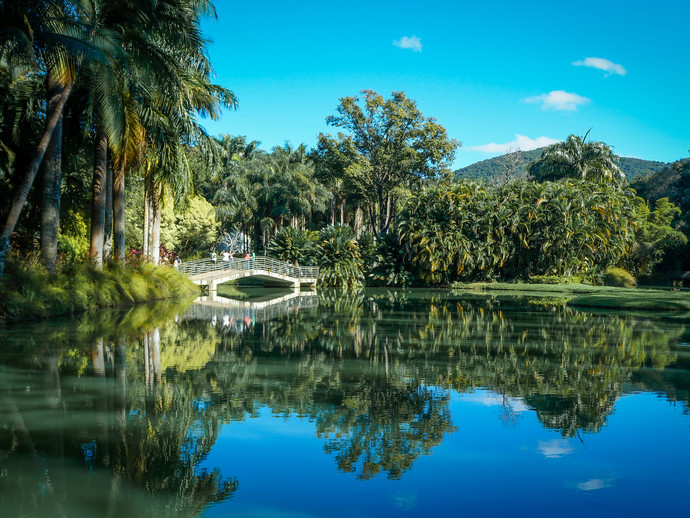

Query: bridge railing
left=178, top=255, right=318, bottom=279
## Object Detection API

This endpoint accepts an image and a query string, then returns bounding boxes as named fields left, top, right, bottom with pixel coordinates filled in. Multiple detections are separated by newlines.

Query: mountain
left=455, top=148, right=669, bottom=182
left=630, top=158, right=690, bottom=206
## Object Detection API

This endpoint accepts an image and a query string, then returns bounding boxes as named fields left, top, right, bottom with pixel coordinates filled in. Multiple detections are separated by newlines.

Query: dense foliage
left=1, top=0, right=685, bottom=293
left=269, top=226, right=317, bottom=264
left=396, top=179, right=637, bottom=285
left=0, top=0, right=234, bottom=275
left=314, top=90, right=460, bottom=237
left=316, top=225, right=364, bottom=287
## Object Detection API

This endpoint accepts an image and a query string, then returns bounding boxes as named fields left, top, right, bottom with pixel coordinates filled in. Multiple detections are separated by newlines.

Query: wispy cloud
left=523, top=90, right=591, bottom=111
left=574, top=57, right=626, bottom=76
left=393, top=35, right=422, bottom=52
left=538, top=439, right=574, bottom=458
left=468, top=134, right=560, bottom=154
left=577, top=478, right=614, bottom=491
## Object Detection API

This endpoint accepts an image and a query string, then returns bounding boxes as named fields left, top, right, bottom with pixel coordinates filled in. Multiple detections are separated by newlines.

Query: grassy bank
left=0, top=261, right=199, bottom=325
left=453, top=282, right=690, bottom=312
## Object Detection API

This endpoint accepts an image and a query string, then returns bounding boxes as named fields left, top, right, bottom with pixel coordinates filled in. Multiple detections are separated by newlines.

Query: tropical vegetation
left=0, top=0, right=235, bottom=277
left=0, top=2, right=686, bottom=299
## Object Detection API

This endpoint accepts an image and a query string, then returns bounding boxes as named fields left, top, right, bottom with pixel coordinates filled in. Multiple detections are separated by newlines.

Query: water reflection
left=0, top=301, right=237, bottom=518
left=185, top=288, right=318, bottom=332
left=0, top=289, right=689, bottom=515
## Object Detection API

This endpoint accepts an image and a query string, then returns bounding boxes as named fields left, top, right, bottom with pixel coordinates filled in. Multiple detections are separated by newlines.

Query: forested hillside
left=631, top=159, right=690, bottom=208
left=456, top=149, right=669, bottom=182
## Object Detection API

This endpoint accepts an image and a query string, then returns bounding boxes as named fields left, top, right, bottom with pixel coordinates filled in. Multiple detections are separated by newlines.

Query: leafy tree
left=623, top=197, right=687, bottom=276
left=173, top=195, right=218, bottom=259
left=528, top=131, right=625, bottom=185
left=315, top=90, right=460, bottom=237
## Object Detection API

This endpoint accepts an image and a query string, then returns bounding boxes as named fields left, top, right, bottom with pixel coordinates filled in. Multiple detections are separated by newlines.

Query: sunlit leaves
left=398, top=179, right=637, bottom=284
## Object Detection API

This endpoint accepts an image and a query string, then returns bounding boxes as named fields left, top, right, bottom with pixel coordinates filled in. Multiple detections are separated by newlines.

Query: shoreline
left=452, top=282, right=690, bottom=312
left=0, top=262, right=199, bottom=326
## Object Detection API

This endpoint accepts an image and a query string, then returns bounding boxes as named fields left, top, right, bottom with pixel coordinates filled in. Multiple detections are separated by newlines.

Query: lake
left=1, top=288, right=689, bottom=517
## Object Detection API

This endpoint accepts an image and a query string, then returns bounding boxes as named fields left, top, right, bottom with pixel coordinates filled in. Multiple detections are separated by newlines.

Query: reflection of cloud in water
left=577, top=478, right=614, bottom=491
left=462, top=390, right=529, bottom=412
left=538, top=439, right=574, bottom=458
left=392, top=492, right=417, bottom=510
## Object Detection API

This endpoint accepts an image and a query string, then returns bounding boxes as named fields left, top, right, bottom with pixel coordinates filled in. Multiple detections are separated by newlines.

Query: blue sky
left=200, top=0, right=690, bottom=168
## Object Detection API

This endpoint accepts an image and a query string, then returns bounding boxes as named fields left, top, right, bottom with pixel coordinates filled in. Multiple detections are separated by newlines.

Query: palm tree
left=0, top=0, right=120, bottom=275
left=528, top=131, right=625, bottom=185
left=86, top=0, right=236, bottom=266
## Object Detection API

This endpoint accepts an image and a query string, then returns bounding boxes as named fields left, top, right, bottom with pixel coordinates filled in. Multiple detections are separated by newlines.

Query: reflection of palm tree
left=0, top=306, right=236, bottom=518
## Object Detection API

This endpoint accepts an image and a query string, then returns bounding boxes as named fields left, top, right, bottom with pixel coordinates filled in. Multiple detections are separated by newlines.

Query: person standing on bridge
left=222, top=250, right=230, bottom=269
left=243, top=251, right=250, bottom=270
left=251, top=252, right=255, bottom=269
left=211, top=251, right=217, bottom=268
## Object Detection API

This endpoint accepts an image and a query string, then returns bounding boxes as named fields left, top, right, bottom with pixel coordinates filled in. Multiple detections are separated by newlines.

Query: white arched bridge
left=178, top=255, right=318, bottom=291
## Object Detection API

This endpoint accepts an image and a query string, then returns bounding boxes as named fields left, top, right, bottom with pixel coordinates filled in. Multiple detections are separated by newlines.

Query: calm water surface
left=1, top=289, right=689, bottom=517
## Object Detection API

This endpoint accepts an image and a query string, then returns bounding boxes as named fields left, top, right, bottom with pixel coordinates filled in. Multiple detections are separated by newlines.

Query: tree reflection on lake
left=0, top=289, right=689, bottom=516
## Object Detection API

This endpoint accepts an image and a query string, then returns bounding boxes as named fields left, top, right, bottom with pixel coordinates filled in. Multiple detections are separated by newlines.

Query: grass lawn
left=453, top=282, right=690, bottom=312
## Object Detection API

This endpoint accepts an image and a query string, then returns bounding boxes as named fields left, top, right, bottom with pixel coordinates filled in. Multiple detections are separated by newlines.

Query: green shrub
left=603, top=267, right=637, bottom=288
left=270, top=226, right=318, bottom=264
left=0, top=259, right=199, bottom=325
left=370, top=232, right=413, bottom=287
left=528, top=274, right=588, bottom=285
left=317, top=225, right=364, bottom=288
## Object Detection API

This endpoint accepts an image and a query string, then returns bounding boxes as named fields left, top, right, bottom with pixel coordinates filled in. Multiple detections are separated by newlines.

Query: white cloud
left=523, top=90, right=591, bottom=111
left=574, top=57, right=627, bottom=76
left=577, top=478, right=614, bottom=491
left=468, top=134, right=561, bottom=154
left=538, top=439, right=574, bottom=458
left=393, top=35, right=422, bottom=52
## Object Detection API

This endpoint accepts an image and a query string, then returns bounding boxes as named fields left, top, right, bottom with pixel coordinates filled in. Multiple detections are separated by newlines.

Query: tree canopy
left=528, top=132, right=625, bottom=185
left=314, top=90, right=460, bottom=237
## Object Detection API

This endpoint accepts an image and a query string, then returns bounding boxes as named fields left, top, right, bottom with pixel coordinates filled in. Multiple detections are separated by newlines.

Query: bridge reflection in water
left=182, top=289, right=319, bottom=331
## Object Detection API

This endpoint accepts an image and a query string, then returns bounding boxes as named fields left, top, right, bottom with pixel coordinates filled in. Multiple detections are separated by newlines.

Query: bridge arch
left=178, top=256, right=318, bottom=291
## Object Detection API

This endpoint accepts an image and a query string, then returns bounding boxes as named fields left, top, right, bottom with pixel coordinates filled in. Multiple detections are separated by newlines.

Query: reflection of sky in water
left=3, top=292, right=690, bottom=517
left=200, top=390, right=690, bottom=518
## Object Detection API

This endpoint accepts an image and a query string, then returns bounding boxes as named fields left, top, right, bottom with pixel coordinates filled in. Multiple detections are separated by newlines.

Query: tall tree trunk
left=143, top=185, right=150, bottom=259
left=90, top=127, right=108, bottom=268
left=103, top=158, right=113, bottom=261
left=368, top=205, right=377, bottom=238
left=378, top=194, right=391, bottom=235
left=113, top=160, right=126, bottom=262
left=0, top=80, right=73, bottom=277
left=40, top=76, right=65, bottom=275
left=354, top=203, right=363, bottom=237
left=253, top=220, right=261, bottom=255
left=150, top=183, right=161, bottom=264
